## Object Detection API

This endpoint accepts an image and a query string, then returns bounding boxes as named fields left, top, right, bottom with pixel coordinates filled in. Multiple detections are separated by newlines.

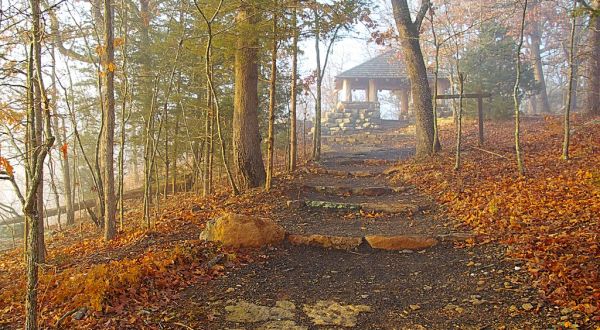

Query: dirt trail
left=165, top=137, right=562, bottom=329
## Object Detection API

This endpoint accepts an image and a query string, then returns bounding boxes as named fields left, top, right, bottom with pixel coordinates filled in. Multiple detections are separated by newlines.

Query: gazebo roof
left=336, top=50, right=406, bottom=80
left=334, top=50, right=448, bottom=91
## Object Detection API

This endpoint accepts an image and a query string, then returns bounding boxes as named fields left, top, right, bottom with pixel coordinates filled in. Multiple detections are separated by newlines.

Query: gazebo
left=321, top=50, right=450, bottom=136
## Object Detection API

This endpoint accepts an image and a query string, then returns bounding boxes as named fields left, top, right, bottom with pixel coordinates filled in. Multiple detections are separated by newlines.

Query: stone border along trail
left=168, top=143, right=560, bottom=329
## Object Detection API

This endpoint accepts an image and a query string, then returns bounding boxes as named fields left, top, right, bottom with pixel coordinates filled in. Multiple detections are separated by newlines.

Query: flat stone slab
left=303, top=300, right=371, bottom=327
left=310, top=168, right=377, bottom=177
left=365, top=235, right=438, bottom=250
left=225, top=300, right=296, bottom=323
left=287, top=234, right=363, bottom=250
left=303, top=200, right=362, bottom=210
left=223, top=299, right=370, bottom=328
left=302, top=185, right=406, bottom=197
left=303, top=200, right=424, bottom=214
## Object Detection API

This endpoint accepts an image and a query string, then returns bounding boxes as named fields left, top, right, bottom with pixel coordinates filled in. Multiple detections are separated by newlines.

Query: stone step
left=302, top=185, right=408, bottom=197
left=297, top=200, right=426, bottom=214
left=305, top=168, right=377, bottom=178
left=286, top=233, right=474, bottom=251
left=302, top=200, right=362, bottom=210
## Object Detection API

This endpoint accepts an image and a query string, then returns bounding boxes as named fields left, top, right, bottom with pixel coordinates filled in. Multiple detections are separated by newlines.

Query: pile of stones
left=320, top=102, right=381, bottom=136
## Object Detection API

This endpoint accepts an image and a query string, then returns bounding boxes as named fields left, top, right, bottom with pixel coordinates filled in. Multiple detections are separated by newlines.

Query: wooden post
left=400, top=88, right=409, bottom=117
left=343, top=79, right=352, bottom=102
left=368, top=79, right=378, bottom=102
left=477, top=96, right=484, bottom=146
left=436, top=92, right=491, bottom=145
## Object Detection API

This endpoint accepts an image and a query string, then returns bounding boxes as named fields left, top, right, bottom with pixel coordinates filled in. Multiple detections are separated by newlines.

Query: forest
left=0, top=0, right=599, bottom=328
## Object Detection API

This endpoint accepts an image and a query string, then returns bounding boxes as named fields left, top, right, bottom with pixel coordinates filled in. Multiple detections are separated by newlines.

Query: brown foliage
left=0, top=194, right=250, bottom=328
left=390, top=116, right=599, bottom=318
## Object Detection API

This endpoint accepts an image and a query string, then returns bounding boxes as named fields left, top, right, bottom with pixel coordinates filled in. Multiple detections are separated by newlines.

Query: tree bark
left=197, top=0, right=238, bottom=195
left=455, top=73, right=464, bottom=170
left=529, top=0, right=551, bottom=113
left=61, top=117, right=75, bottom=225
left=586, top=0, right=600, bottom=115
left=33, top=61, right=45, bottom=264
left=391, top=0, right=435, bottom=157
left=26, top=0, right=56, bottom=326
left=312, top=10, right=323, bottom=161
left=513, top=0, right=528, bottom=176
left=430, top=10, right=441, bottom=152
left=102, top=0, right=116, bottom=240
left=233, top=2, right=266, bottom=189
left=50, top=45, right=75, bottom=227
left=266, top=8, right=278, bottom=191
left=289, top=0, right=298, bottom=171
left=563, top=3, right=577, bottom=160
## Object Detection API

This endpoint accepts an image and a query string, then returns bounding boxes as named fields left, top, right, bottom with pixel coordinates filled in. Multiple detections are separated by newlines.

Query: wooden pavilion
left=334, top=50, right=451, bottom=117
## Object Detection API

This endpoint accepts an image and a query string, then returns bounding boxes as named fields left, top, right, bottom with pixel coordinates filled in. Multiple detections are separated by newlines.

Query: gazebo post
left=343, top=79, right=352, bottom=102
left=400, top=88, right=409, bottom=118
left=368, top=79, right=378, bottom=102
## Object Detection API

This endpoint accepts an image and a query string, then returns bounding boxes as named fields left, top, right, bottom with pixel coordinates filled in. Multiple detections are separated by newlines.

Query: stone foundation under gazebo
left=321, top=102, right=381, bottom=136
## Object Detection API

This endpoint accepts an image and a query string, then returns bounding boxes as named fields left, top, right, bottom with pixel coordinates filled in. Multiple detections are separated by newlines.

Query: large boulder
left=200, top=213, right=285, bottom=248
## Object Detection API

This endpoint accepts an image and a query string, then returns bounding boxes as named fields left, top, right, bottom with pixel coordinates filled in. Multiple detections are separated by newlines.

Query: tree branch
left=43, top=0, right=95, bottom=63
left=0, top=171, right=25, bottom=205
left=319, top=25, right=341, bottom=84
left=414, top=0, right=431, bottom=31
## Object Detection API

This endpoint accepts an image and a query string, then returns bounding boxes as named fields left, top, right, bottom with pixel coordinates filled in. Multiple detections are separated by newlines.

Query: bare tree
left=266, top=4, right=278, bottom=191
left=101, top=0, right=116, bottom=240
left=563, top=2, right=578, bottom=160
left=310, top=5, right=341, bottom=161
left=196, top=0, right=238, bottom=195
left=289, top=0, right=299, bottom=171
left=26, top=0, right=55, bottom=326
left=513, top=0, right=528, bottom=176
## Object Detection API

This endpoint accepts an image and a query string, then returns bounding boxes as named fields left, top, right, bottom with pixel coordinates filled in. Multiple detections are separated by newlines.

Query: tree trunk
left=172, top=92, right=180, bottom=195
left=48, top=155, right=62, bottom=230
left=586, top=0, right=600, bottom=115
left=391, top=0, right=435, bottom=157
left=513, top=0, right=528, bottom=176
left=117, top=2, right=129, bottom=230
left=61, top=118, right=75, bottom=225
left=102, top=0, right=116, bottom=240
left=289, top=0, right=298, bottom=171
left=266, top=9, right=278, bottom=191
left=51, top=45, right=75, bottom=226
left=203, top=82, right=213, bottom=196
left=34, top=65, right=45, bottom=264
left=233, top=2, right=266, bottom=189
left=430, top=11, right=441, bottom=152
left=529, top=2, right=551, bottom=113
left=198, top=0, right=239, bottom=195
left=455, top=73, right=464, bottom=170
left=26, top=0, right=56, bottom=325
left=529, top=95, right=537, bottom=114
left=143, top=78, right=159, bottom=226
left=312, top=11, right=323, bottom=161
left=563, top=3, right=577, bottom=160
